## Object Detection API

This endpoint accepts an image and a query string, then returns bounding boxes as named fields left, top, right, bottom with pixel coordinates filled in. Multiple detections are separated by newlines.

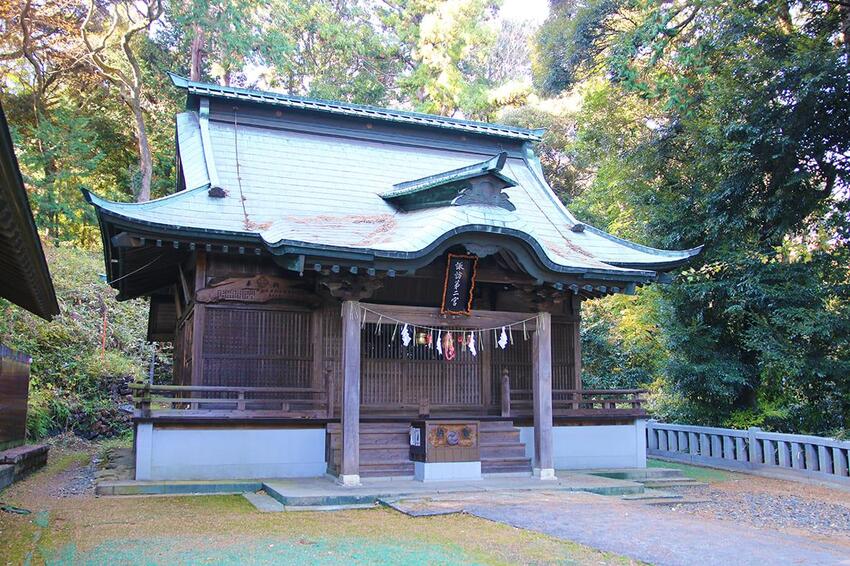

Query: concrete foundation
left=414, top=461, right=482, bottom=482
left=520, top=420, right=647, bottom=469
left=135, top=424, right=327, bottom=481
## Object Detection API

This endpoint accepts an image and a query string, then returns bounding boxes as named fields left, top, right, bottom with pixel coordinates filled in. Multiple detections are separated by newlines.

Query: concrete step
left=621, top=489, right=682, bottom=501
left=639, top=478, right=708, bottom=489
left=243, top=491, right=286, bottom=512
left=586, top=467, right=683, bottom=480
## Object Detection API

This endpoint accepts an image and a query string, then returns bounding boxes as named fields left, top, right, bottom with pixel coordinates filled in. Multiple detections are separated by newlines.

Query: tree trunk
left=190, top=23, right=204, bottom=81
left=131, top=95, right=153, bottom=202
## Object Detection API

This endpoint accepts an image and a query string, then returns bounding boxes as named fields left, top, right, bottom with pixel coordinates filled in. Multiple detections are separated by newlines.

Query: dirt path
left=460, top=491, right=850, bottom=566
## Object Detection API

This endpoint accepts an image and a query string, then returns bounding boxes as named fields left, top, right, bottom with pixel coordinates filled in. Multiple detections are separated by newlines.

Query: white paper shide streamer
left=498, top=327, right=508, bottom=349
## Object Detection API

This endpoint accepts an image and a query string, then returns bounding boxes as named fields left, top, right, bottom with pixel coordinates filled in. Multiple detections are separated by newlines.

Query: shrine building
left=87, top=74, right=701, bottom=485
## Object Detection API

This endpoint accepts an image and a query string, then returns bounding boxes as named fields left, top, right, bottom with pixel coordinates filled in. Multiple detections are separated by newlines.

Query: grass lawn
left=647, top=458, right=735, bottom=483
left=1, top=446, right=641, bottom=566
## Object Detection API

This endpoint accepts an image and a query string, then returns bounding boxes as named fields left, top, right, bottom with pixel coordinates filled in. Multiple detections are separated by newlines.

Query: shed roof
left=87, top=77, right=701, bottom=298
left=0, top=101, right=58, bottom=320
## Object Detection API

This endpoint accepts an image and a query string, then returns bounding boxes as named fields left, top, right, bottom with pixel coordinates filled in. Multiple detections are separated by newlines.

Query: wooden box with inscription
left=409, top=420, right=479, bottom=463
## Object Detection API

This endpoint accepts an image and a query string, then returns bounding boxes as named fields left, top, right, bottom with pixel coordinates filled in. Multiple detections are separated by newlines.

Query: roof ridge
left=167, top=72, right=544, bottom=142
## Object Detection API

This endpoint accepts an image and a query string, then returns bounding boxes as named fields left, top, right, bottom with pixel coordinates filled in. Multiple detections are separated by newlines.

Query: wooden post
left=190, top=250, right=207, bottom=387
left=480, top=331, right=492, bottom=410
left=311, top=309, right=324, bottom=390
left=418, top=396, right=430, bottom=417
left=500, top=368, right=511, bottom=418
left=339, top=300, right=361, bottom=486
left=571, top=294, right=582, bottom=390
left=532, top=312, right=556, bottom=479
left=325, top=365, right=335, bottom=419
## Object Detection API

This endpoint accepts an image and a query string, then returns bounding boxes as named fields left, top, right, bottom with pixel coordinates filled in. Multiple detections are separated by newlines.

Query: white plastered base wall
left=519, top=420, right=647, bottom=469
left=135, top=424, right=327, bottom=480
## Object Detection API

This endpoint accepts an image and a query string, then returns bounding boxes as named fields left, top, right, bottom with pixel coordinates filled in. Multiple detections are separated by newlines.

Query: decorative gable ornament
left=381, top=152, right=517, bottom=212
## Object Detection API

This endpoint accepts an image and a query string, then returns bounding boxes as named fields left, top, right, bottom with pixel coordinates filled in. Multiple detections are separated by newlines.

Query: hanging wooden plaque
left=440, top=253, right=478, bottom=315
left=196, top=275, right=310, bottom=304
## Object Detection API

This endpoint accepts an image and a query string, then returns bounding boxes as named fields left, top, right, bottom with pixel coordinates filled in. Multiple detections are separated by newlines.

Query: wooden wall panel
left=0, top=345, right=30, bottom=450
left=362, top=324, right=481, bottom=407
left=491, top=330, right=533, bottom=402
left=172, top=310, right=193, bottom=386
left=201, top=306, right=312, bottom=387
left=552, top=321, right=578, bottom=390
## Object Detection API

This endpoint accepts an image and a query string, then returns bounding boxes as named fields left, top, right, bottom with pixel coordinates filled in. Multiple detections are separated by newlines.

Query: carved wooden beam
left=318, top=273, right=384, bottom=301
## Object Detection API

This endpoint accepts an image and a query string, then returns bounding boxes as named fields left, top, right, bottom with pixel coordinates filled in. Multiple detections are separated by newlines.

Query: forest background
left=1, top=0, right=848, bottom=439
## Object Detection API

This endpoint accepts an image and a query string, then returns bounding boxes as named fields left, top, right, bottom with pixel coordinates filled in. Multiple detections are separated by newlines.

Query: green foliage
left=0, top=245, right=161, bottom=440
left=536, top=0, right=850, bottom=434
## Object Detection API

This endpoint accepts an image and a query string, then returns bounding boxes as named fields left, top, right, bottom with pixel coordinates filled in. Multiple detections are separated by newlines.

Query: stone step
left=0, top=464, right=13, bottom=491
left=0, top=444, right=49, bottom=479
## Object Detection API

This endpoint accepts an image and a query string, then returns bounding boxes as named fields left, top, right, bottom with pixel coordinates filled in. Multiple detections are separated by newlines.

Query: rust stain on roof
left=546, top=238, right=611, bottom=268
left=285, top=214, right=397, bottom=246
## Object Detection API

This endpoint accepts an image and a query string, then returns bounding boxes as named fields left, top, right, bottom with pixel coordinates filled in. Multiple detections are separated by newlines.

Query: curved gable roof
left=87, top=98, right=701, bottom=296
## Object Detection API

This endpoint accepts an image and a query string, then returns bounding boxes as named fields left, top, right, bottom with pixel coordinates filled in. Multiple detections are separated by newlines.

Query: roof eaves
left=168, top=72, right=543, bottom=142
left=0, top=102, right=59, bottom=320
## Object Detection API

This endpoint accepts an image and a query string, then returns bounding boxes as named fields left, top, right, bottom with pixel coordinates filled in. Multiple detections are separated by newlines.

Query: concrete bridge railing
left=646, top=421, right=850, bottom=485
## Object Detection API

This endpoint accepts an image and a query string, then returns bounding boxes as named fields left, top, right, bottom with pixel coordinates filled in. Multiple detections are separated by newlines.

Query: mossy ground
left=647, top=458, right=736, bottom=483
left=1, top=447, right=641, bottom=565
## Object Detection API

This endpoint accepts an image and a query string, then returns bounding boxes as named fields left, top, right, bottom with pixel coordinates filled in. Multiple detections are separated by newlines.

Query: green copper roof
left=168, top=73, right=543, bottom=142
left=382, top=152, right=516, bottom=199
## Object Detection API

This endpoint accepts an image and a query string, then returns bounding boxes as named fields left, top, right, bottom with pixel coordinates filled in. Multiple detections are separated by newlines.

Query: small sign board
left=440, top=253, right=478, bottom=315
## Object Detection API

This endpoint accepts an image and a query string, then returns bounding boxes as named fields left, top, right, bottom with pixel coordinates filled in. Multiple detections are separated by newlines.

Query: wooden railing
left=131, top=380, right=333, bottom=419
left=647, top=421, right=850, bottom=485
left=500, top=369, right=647, bottom=418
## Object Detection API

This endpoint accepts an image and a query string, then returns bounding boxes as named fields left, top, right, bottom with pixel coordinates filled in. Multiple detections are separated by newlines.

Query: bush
left=0, top=243, right=166, bottom=441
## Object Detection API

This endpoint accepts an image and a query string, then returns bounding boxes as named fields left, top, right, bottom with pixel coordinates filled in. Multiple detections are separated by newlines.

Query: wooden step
left=331, top=448, right=411, bottom=463
left=326, top=419, right=532, bottom=478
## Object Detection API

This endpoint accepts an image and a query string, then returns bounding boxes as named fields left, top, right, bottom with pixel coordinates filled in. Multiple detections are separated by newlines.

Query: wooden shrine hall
left=87, top=73, right=701, bottom=484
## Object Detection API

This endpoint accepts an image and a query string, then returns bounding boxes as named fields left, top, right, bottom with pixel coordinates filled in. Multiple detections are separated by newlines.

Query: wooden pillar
left=480, top=330, right=492, bottom=410
left=339, top=300, right=362, bottom=486
left=571, top=293, right=582, bottom=390
left=190, top=250, right=207, bottom=387
left=310, top=309, right=324, bottom=390
left=532, top=312, right=556, bottom=479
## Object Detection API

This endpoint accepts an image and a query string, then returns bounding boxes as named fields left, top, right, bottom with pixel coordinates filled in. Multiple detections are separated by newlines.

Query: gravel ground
left=46, top=455, right=98, bottom=498
left=665, top=487, right=850, bottom=535
left=660, top=475, right=850, bottom=539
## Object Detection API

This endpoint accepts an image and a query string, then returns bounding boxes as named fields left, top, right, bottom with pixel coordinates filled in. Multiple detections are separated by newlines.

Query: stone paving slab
left=243, top=491, right=286, bottom=512
left=389, top=490, right=850, bottom=566
left=96, top=479, right=263, bottom=496
left=262, top=472, right=643, bottom=507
